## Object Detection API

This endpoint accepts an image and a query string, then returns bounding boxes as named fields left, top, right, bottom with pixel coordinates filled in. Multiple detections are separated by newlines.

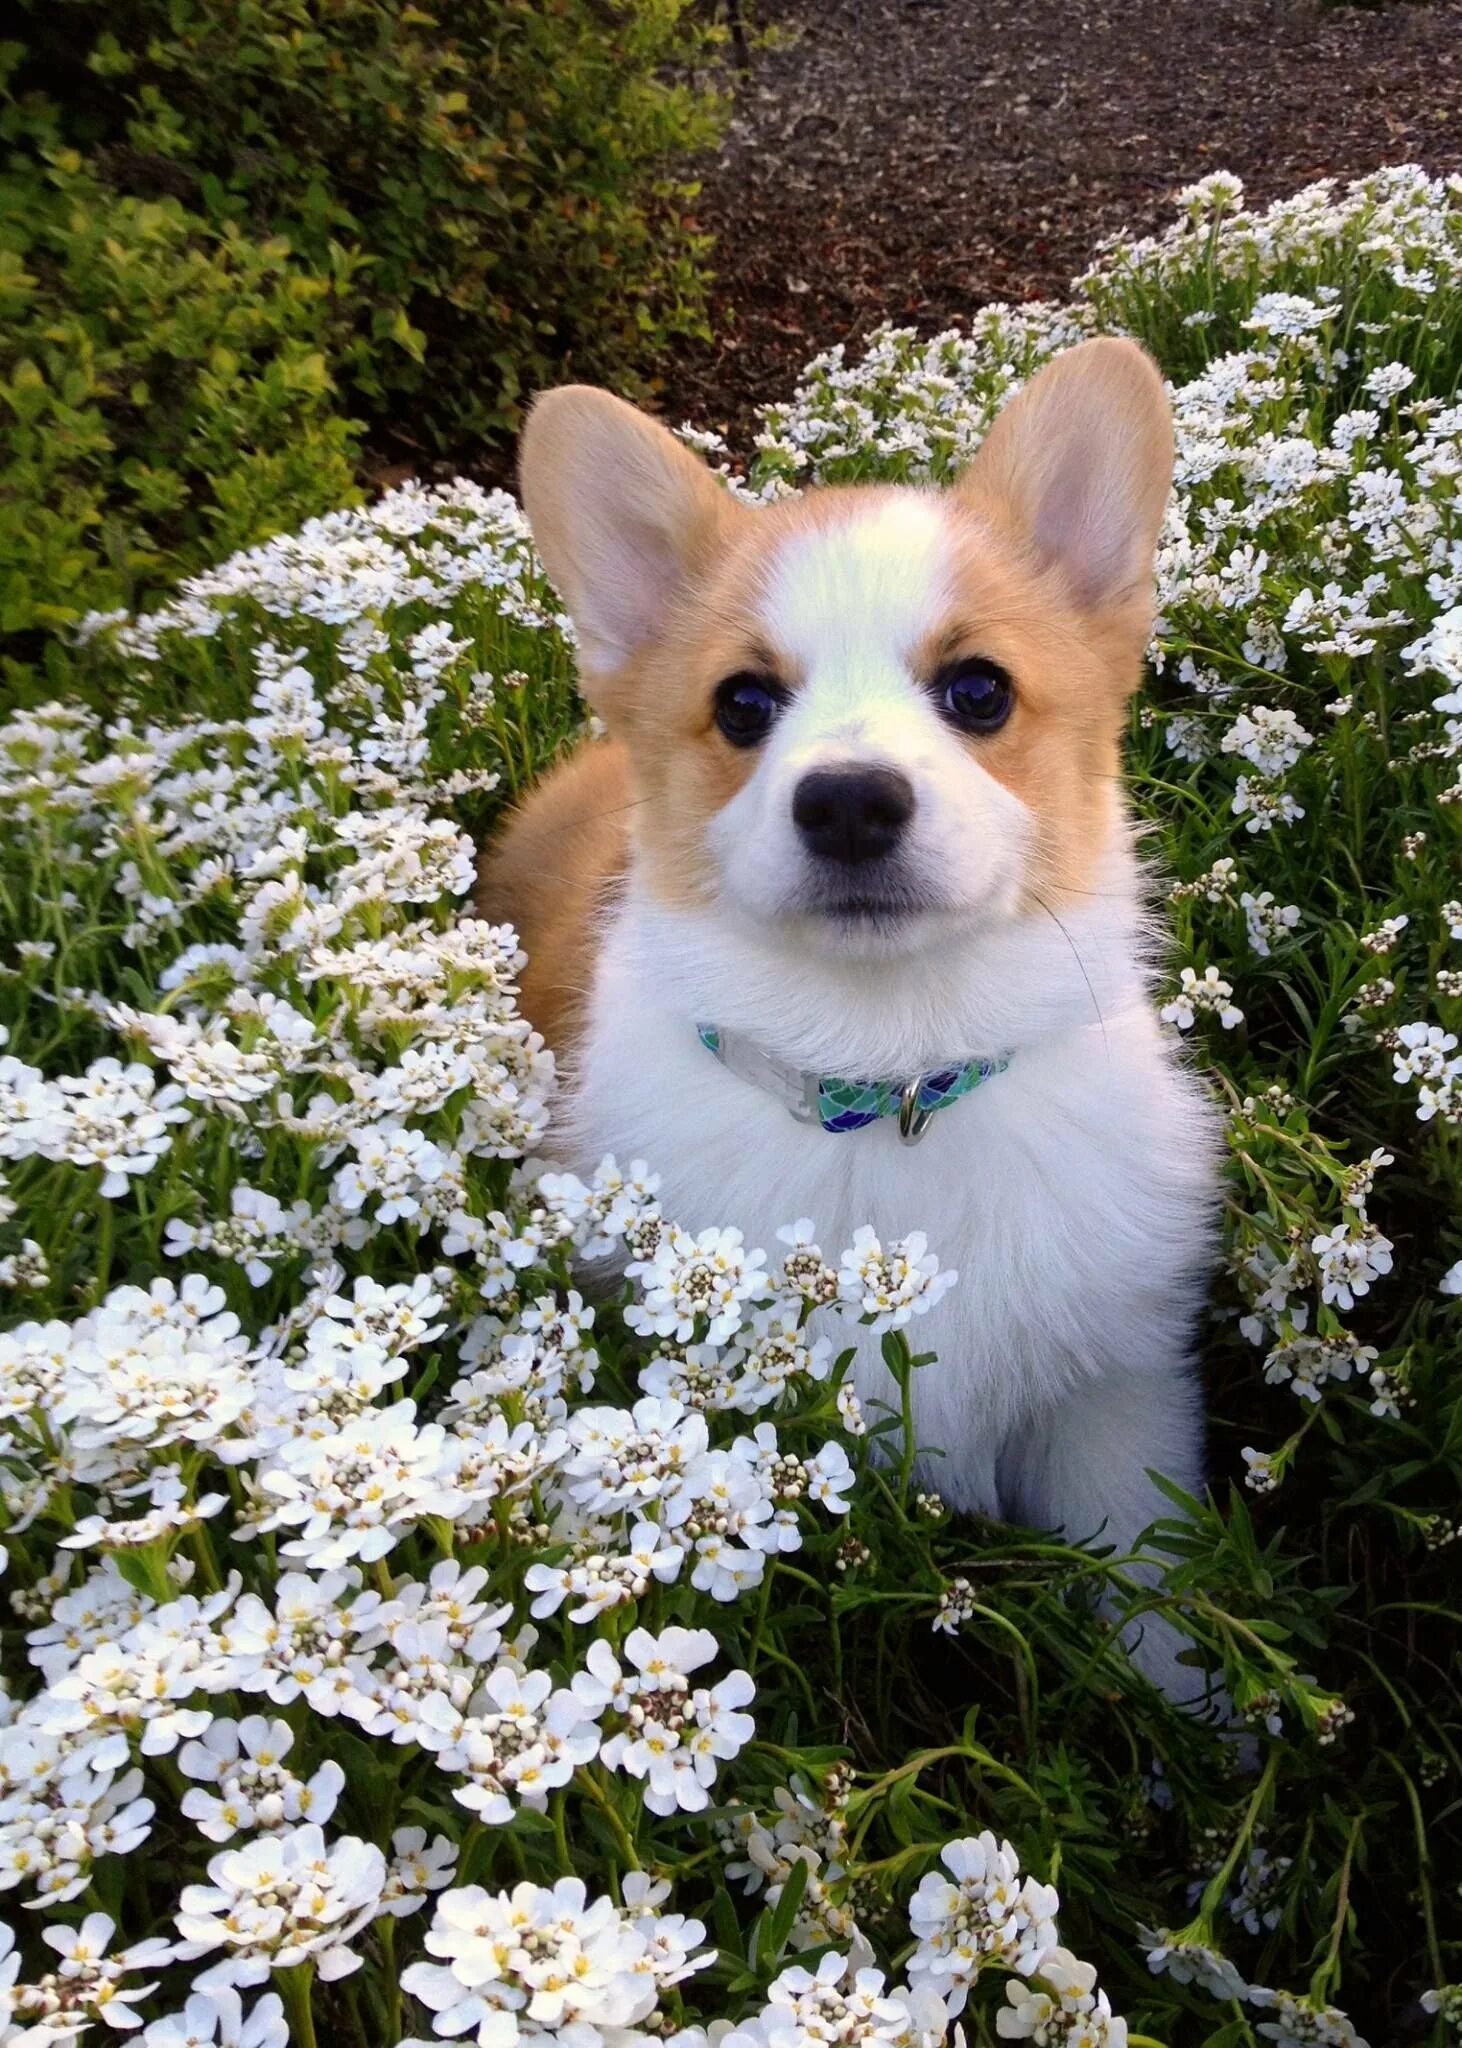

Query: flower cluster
left=908, top=1834, right=1061, bottom=2012
left=401, top=1873, right=712, bottom=2048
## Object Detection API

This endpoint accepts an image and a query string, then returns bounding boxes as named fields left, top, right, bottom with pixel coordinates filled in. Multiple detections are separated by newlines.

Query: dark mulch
left=657, top=0, right=1462, bottom=451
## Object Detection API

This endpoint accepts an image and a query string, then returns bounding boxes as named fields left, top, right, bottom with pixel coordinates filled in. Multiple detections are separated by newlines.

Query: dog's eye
left=713, top=673, right=784, bottom=747
left=936, top=658, right=1014, bottom=734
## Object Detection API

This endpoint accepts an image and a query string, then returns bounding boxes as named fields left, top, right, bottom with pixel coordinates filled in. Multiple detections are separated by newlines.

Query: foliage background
left=0, top=0, right=723, bottom=666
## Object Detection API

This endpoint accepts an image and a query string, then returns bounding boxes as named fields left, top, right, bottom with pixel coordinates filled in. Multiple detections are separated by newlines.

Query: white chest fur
left=564, top=864, right=1220, bottom=1563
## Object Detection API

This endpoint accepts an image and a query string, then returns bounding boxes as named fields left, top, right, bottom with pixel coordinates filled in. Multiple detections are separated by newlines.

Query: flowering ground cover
left=0, top=165, right=1458, bottom=2048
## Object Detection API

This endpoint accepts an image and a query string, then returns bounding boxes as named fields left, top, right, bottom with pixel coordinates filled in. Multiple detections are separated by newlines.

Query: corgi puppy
left=480, top=339, right=1221, bottom=1700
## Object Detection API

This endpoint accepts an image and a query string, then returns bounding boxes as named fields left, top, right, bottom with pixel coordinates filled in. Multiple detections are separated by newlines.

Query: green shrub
left=13, top=0, right=724, bottom=449
left=0, top=109, right=364, bottom=679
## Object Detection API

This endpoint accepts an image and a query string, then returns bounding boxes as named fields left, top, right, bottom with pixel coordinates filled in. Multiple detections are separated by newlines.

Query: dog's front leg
left=997, top=1365, right=1211, bottom=1704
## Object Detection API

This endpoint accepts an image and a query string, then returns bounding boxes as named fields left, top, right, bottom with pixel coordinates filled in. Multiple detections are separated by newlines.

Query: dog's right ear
left=519, top=386, right=748, bottom=687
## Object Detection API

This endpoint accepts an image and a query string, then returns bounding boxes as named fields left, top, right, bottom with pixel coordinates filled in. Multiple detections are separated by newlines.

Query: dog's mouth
left=796, top=869, right=944, bottom=922
left=786, top=871, right=956, bottom=949
left=818, top=895, right=920, bottom=922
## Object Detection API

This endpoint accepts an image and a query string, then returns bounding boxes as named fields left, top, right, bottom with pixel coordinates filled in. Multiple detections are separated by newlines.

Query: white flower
left=316, top=1273, right=447, bottom=1357
left=402, top=1874, right=706, bottom=2044
left=1242, top=1448, right=1280, bottom=1494
left=367, top=1560, right=511, bottom=1659
left=1247, top=1986, right=1369, bottom=2048
left=25, top=1558, right=156, bottom=1683
left=1220, top=706, right=1313, bottom=777
left=998, top=1947, right=1128, bottom=2046
left=1263, top=1330, right=1378, bottom=1403
left=1232, top=778, right=1305, bottom=833
left=11, top=1912, right=171, bottom=2039
left=537, top=1154, right=662, bottom=1260
left=1163, top=713, right=1212, bottom=763
left=727, top=1952, right=938, bottom=2048
left=333, top=1124, right=450, bottom=1225
left=1359, top=914, right=1408, bottom=955
left=626, top=1224, right=768, bottom=1345
left=1140, top=1925, right=1249, bottom=2001
left=576, top=1627, right=756, bottom=1815
left=407, top=620, right=473, bottom=680
left=253, top=1401, right=479, bottom=1568
left=1242, top=293, right=1334, bottom=337
left=0, top=1733, right=154, bottom=1904
left=806, top=1440, right=856, bottom=1513
left=837, top=1383, right=867, bottom=1434
left=1240, top=891, right=1301, bottom=957
left=380, top=1826, right=458, bottom=1918
left=141, top=1990, right=289, bottom=2048
left=1229, top=1845, right=1293, bottom=1936
left=562, top=1397, right=707, bottom=1517
left=1311, top=1223, right=1394, bottom=1310
left=1363, top=361, right=1415, bottom=401
left=164, top=1184, right=318, bottom=1287
left=1171, top=856, right=1237, bottom=904
left=1392, top=1021, right=1458, bottom=1082
left=52, top=1279, right=256, bottom=1469
left=522, top=1521, right=683, bottom=1623
left=178, top=1715, right=344, bottom=1840
left=60, top=1469, right=230, bottom=1554
left=174, top=1823, right=387, bottom=1989
left=1160, top=966, right=1244, bottom=1032
left=226, top=1570, right=374, bottom=1708
left=36, top=1586, right=236, bottom=1761
left=17, top=1058, right=191, bottom=1197
left=837, top=1227, right=956, bottom=1333
left=907, top=1831, right=1061, bottom=2012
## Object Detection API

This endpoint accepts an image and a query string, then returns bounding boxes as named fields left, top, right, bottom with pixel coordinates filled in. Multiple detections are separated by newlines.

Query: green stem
left=1311, top=1815, right=1362, bottom=2004
left=1381, top=1753, right=1445, bottom=1990
left=746, top=1560, right=776, bottom=1674
left=1199, top=1749, right=1280, bottom=1919
left=884, top=1330, right=917, bottom=1505
left=274, top=1963, right=319, bottom=2048
left=550, top=1788, right=572, bottom=1875
left=89, top=1191, right=115, bottom=1306
left=579, top=1769, right=642, bottom=1869
left=378, top=1917, right=401, bottom=2045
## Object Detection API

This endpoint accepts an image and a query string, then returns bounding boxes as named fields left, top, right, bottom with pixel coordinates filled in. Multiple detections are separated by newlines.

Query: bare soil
left=657, top=0, right=1462, bottom=450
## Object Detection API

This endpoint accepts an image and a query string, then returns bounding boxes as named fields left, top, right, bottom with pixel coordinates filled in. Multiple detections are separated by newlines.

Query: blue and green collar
left=695, top=1023, right=1009, bottom=1144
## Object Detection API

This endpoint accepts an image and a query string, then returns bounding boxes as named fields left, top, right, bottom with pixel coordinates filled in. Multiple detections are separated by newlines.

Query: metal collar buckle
left=898, top=1074, right=935, bottom=1146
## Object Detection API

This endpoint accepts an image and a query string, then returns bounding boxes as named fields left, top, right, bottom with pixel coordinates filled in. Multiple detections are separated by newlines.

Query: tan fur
left=932, top=509, right=1135, bottom=902
left=481, top=342, right=1172, bottom=1043
left=476, top=739, right=634, bottom=1053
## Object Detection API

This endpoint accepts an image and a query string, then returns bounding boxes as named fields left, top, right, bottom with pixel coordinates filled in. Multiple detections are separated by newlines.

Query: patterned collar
left=695, top=1023, right=1010, bottom=1144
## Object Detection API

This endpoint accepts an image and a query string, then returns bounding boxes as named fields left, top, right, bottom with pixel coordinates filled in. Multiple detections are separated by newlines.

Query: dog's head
left=519, top=339, right=1173, bottom=962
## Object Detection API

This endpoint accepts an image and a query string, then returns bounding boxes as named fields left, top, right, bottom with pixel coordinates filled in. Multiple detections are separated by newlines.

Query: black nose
left=792, top=765, right=915, bottom=866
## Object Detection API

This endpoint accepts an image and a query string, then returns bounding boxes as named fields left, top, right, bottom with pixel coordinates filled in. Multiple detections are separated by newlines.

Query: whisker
left=1032, top=891, right=1108, bottom=1051
left=1030, top=885, right=1133, bottom=901
left=489, top=793, right=652, bottom=837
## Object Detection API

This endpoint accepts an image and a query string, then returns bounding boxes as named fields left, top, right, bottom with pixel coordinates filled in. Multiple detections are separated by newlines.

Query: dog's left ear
left=955, top=337, right=1173, bottom=623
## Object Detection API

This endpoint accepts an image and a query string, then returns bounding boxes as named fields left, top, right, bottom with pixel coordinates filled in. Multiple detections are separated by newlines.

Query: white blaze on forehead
left=760, top=492, right=953, bottom=689
left=707, top=483, right=1036, bottom=933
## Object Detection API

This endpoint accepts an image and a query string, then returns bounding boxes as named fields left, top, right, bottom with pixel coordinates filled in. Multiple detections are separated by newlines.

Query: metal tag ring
left=898, top=1074, right=934, bottom=1145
